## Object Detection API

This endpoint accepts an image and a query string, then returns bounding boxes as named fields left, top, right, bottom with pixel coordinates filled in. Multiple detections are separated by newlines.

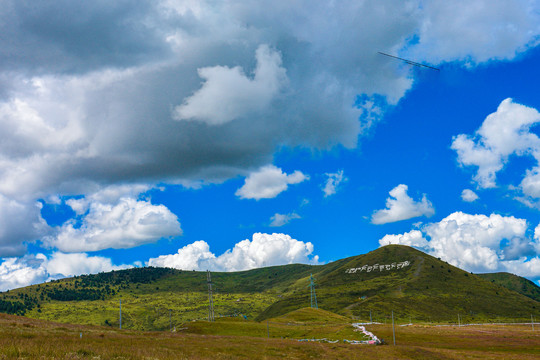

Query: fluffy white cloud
left=0, top=252, right=129, bottom=291
left=423, top=212, right=527, bottom=270
left=452, top=98, right=540, bottom=190
left=379, top=211, right=540, bottom=280
left=322, top=170, right=347, bottom=197
left=502, top=257, right=540, bottom=279
left=48, top=196, right=182, bottom=252
left=65, top=184, right=152, bottom=215
left=174, top=45, right=287, bottom=125
left=0, top=255, right=49, bottom=292
left=235, top=165, right=308, bottom=200
left=461, top=189, right=479, bottom=202
left=532, top=224, right=540, bottom=254
left=148, top=233, right=319, bottom=272
left=371, top=184, right=434, bottom=224
left=147, top=240, right=216, bottom=271
left=519, top=168, right=540, bottom=200
left=405, top=0, right=540, bottom=65
left=269, top=212, right=301, bottom=227
left=46, top=252, right=124, bottom=277
left=379, top=230, right=428, bottom=248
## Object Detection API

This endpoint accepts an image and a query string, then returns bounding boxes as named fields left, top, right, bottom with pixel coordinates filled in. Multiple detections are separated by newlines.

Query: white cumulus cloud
left=461, top=189, right=479, bottom=202
left=0, top=252, right=130, bottom=292
left=147, top=240, right=216, bottom=271
left=452, top=98, right=540, bottom=191
left=46, top=252, right=124, bottom=277
left=502, top=258, right=540, bottom=279
left=379, top=230, right=428, bottom=248
left=148, top=233, right=319, bottom=272
left=235, top=165, right=308, bottom=200
left=379, top=211, right=540, bottom=281
left=0, top=255, right=49, bottom=292
left=48, top=195, right=182, bottom=253
left=405, top=0, right=540, bottom=65
left=371, top=184, right=434, bottom=224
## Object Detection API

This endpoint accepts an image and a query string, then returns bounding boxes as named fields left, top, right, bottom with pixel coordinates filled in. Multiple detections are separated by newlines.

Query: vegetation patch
left=1, top=245, right=539, bottom=330
left=0, top=313, right=538, bottom=359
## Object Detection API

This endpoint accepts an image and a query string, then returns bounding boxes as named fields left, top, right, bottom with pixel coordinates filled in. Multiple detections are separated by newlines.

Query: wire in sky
left=378, top=52, right=440, bottom=71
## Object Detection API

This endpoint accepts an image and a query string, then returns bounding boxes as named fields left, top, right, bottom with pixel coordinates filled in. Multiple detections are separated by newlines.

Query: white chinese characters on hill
left=345, top=261, right=410, bottom=274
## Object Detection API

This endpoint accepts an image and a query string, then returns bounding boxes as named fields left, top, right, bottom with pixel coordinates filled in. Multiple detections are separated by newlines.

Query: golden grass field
left=0, top=312, right=539, bottom=359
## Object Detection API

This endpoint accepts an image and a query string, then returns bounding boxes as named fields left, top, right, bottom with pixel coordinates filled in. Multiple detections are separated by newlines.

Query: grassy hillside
left=478, top=272, right=540, bottom=302
left=256, top=245, right=540, bottom=323
left=184, top=308, right=372, bottom=342
left=1, top=245, right=539, bottom=329
left=0, top=264, right=316, bottom=330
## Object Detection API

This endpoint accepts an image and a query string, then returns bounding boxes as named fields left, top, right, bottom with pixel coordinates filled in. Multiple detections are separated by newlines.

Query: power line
left=378, top=52, right=440, bottom=71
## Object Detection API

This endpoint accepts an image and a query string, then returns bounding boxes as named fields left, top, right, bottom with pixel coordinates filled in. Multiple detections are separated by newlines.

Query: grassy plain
left=185, top=308, right=374, bottom=341
left=0, top=310, right=539, bottom=359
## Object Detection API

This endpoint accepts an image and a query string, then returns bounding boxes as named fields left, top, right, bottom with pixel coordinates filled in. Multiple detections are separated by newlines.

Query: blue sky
left=1, top=1, right=540, bottom=290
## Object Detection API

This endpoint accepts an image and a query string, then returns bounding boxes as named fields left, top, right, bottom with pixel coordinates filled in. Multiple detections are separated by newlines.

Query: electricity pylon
left=207, top=270, right=215, bottom=321
left=309, top=274, right=318, bottom=309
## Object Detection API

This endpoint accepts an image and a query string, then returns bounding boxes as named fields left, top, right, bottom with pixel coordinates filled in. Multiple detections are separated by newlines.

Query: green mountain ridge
left=0, top=245, right=539, bottom=329
left=256, top=245, right=540, bottom=322
left=477, top=272, right=540, bottom=302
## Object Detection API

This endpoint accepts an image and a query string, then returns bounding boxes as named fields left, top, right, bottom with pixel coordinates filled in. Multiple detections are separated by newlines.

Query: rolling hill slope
left=478, top=272, right=540, bottom=302
left=0, top=245, right=538, bottom=329
left=256, top=245, right=540, bottom=322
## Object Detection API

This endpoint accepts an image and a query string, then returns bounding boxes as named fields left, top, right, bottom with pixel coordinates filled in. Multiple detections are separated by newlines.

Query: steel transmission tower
left=309, top=274, right=318, bottom=309
left=207, top=270, right=215, bottom=321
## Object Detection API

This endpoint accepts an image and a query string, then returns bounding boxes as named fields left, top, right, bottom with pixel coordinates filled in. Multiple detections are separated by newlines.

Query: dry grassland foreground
left=0, top=313, right=539, bottom=359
